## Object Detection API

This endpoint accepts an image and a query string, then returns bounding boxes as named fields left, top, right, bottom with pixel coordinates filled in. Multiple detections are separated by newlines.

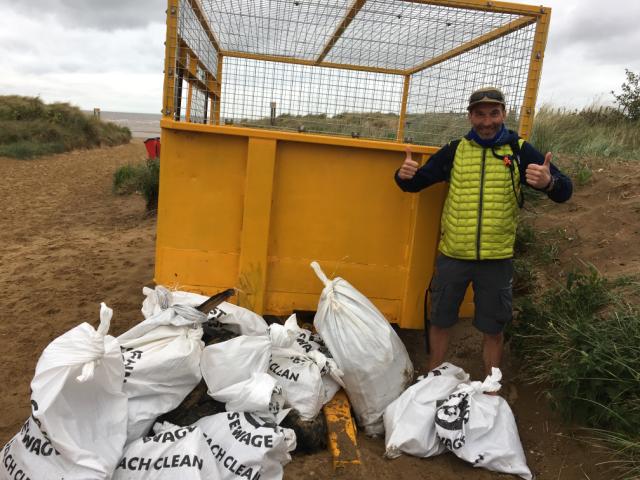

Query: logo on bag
left=142, top=426, right=197, bottom=444
left=116, top=454, right=204, bottom=472
left=204, top=431, right=263, bottom=480
left=1, top=440, right=24, bottom=479
left=226, top=412, right=275, bottom=448
left=435, top=392, right=470, bottom=431
left=121, top=347, right=143, bottom=383
left=14, top=419, right=61, bottom=458
left=268, top=361, right=300, bottom=382
left=20, top=413, right=60, bottom=458
left=435, top=392, right=470, bottom=450
left=295, top=332, right=331, bottom=356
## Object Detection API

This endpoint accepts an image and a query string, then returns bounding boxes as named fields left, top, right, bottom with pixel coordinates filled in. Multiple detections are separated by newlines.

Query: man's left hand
left=525, top=152, right=552, bottom=189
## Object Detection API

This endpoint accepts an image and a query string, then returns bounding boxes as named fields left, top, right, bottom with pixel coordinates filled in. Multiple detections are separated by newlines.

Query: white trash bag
left=195, top=411, right=296, bottom=480
left=276, top=314, right=343, bottom=404
left=1, top=417, right=84, bottom=480
left=281, top=314, right=330, bottom=356
left=200, top=335, right=278, bottom=414
left=141, top=286, right=268, bottom=336
left=384, top=363, right=469, bottom=459
left=268, top=345, right=344, bottom=421
left=113, top=423, right=221, bottom=480
left=118, top=304, right=208, bottom=443
left=208, top=301, right=268, bottom=337
left=1, top=303, right=128, bottom=480
left=268, top=350, right=323, bottom=420
left=434, top=368, right=532, bottom=480
left=311, top=261, right=414, bottom=435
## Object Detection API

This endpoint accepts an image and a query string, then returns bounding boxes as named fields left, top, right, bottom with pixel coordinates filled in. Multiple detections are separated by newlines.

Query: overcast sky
left=0, top=0, right=638, bottom=113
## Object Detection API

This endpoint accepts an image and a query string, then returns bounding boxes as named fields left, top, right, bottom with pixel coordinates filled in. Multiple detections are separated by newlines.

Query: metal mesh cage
left=322, top=1, right=519, bottom=71
left=221, top=58, right=405, bottom=139
left=405, top=22, right=536, bottom=145
left=163, top=0, right=550, bottom=145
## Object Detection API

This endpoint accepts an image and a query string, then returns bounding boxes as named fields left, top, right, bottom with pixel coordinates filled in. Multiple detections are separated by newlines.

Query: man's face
left=468, top=103, right=506, bottom=140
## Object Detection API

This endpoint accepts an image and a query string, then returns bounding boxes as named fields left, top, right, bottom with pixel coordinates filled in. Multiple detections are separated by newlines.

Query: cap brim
left=467, top=99, right=505, bottom=111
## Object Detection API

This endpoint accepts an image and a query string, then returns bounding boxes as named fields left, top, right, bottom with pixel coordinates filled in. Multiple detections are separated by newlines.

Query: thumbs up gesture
left=398, top=147, right=420, bottom=180
left=525, top=152, right=553, bottom=190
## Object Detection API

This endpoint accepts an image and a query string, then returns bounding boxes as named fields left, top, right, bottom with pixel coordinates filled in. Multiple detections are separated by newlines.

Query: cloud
left=511, top=0, right=640, bottom=107
left=1, top=0, right=165, bottom=30
left=539, top=54, right=625, bottom=107
left=0, top=6, right=166, bottom=111
left=1, top=0, right=638, bottom=113
left=0, top=9, right=165, bottom=76
left=547, top=0, right=640, bottom=65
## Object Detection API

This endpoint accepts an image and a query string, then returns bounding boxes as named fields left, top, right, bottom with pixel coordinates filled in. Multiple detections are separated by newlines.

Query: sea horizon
left=87, top=110, right=161, bottom=139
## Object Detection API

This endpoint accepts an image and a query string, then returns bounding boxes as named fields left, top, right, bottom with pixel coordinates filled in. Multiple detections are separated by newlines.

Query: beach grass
left=0, top=95, right=131, bottom=159
left=511, top=221, right=640, bottom=478
left=113, top=158, right=159, bottom=211
left=530, top=105, right=640, bottom=159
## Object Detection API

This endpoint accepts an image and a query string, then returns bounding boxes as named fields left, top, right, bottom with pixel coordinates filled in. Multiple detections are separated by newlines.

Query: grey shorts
left=429, top=254, right=513, bottom=334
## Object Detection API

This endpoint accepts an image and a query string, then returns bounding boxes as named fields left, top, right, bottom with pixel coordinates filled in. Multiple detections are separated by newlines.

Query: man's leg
left=428, top=254, right=471, bottom=371
left=472, top=258, right=513, bottom=378
left=428, top=325, right=451, bottom=371
left=482, top=331, right=504, bottom=376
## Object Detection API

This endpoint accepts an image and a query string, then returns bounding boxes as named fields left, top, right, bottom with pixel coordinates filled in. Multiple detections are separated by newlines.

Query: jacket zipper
left=476, top=148, right=486, bottom=260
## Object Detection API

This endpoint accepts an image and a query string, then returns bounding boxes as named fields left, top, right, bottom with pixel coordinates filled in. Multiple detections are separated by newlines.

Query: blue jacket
left=395, top=129, right=573, bottom=204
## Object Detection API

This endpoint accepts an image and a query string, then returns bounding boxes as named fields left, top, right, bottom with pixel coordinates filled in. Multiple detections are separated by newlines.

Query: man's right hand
left=398, top=148, right=419, bottom=180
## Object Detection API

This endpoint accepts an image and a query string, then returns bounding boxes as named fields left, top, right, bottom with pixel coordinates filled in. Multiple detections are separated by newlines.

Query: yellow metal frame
left=402, top=0, right=547, bottom=16
left=184, top=0, right=222, bottom=52
left=156, top=119, right=446, bottom=325
left=162, top=0, right=221, bottom=121
left=316, top=0, right=368, bottom=64
left=221, top=50, right=407, bottom=76
left=163, top=0, right=550, bottom=137
left=162, top=0, right=179, bottom=118
left=396, top=75, right=411, bottom=142
left=160, top=118, right=438, bottom=154
left=406, top=16, right=536, bottom=75
left=159, top=0, right=551, bottom=326
left=518, top=7, right=551, bottom=139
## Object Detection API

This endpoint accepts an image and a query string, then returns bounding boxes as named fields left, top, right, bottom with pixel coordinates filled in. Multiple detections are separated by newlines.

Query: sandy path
left=0, top=141, right=617, bottom=479
left=0, top=141, right=155, bottom=443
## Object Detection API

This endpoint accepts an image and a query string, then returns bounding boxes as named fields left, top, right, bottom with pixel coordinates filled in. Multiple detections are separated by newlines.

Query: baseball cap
left=467, top=87, right=506, bottom=111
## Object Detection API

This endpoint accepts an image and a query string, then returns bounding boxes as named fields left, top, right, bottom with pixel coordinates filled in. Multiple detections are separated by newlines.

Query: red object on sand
left=144, top=137, right=161, bottom=159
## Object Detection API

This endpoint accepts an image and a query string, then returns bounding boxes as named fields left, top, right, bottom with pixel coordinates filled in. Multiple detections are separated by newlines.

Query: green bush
left=589, top=429, right=640, bottom=479
left=511, top=266, right=640, bottom=433
left=0, top=95, right=131, bottom=159
left=113, top=163, right=146, bottom=194
left=571, top=159, right=593, bottom=186
left=140, top=158, right=160, bottom=211
left=113, top=159, right=159, bottom=211
left=0, top=140, right=67, bottom=159
left=0, top=95, right=47, bottom=121
left=612, top=69, right=640, bottom=121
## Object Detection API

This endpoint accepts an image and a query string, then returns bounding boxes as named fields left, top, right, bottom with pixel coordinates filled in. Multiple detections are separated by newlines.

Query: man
left=395, top=87, right=572, bottom=378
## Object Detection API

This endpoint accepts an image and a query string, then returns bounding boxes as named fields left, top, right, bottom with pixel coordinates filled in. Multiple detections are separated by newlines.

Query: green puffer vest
left=439, top=138, right=523, bottom=260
